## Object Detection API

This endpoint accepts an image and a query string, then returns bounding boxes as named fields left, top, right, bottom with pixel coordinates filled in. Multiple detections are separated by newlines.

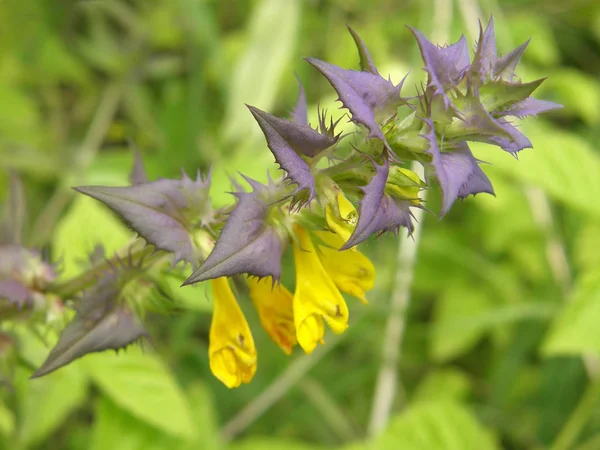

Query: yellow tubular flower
left=325, top=190, right=358, bottom=247
left=247, top=277, right=297, bottom=355
left=209, top=277, right=257, bottom=388
left=315, top=231, right=375, bottom=304
left=292, top=226, right=349, bottom=354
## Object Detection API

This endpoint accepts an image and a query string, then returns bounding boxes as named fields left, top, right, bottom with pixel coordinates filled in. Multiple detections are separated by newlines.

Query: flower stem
left=367, top=162, right=427, bottom=436
left=366, top=0, right=453, bottom=434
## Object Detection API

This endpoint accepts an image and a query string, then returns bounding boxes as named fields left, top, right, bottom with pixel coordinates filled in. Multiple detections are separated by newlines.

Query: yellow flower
left=386, top=166, right=422, bottom=205
left=325, top=190, right=358, bottom=246
left=315, top=231, right=375, bottom=304
left=247, top=277, right=297, bottom=355
left=209, top=277, right=257, bottom=388
left=292, top=225, right=349, bottom=354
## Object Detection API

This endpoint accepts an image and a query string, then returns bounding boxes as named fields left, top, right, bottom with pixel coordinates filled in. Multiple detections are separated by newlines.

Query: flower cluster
left=5, top=18, right=560, bottom=387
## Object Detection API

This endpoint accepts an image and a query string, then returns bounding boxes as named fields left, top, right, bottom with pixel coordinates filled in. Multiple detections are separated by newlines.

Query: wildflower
left=421, top=119, right=494, bottom=215
left=247, top=94, right=339, bottom=206
left=305, top=28, right=408, bottom=150
left=247, top=276, right=297, bottom=355
left=315, top=231, right=375, bottom=304
left=209, top=277, right=257, bottom=388
left=325, top=189, right=358, bottom=244
left=184, top=176, right=286, bottom=284
left=342, top=159, right=417, bottom=249
left=75, top=170, right=212, bottom=266
left=32, top=272, right=149, bottom=378
left=292, top=226, right=349, bottom=354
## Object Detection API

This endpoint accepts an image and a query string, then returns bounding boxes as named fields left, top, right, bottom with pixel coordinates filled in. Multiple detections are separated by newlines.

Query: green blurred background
left=1, top=0, right=600, bottom=449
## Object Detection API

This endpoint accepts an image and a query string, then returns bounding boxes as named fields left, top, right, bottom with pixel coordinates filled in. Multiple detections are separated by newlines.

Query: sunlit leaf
left=16, top=365, right=88, bottom=447
left=542, top=271, right=600, bottom=355
left=53, top=196, right=131, bottom=279
left=83, top=348, right=194, bottom=438
left=222, top=0, right=299, bottom=144
left=373, top=402, right=499, bottom=450
left=412, top=369, right=471, bottom=403
left=430, top=281, right=494, bottom=362
left=471, top=122, right=600, bottom=219
left=0, top=401, right=14, bottom=437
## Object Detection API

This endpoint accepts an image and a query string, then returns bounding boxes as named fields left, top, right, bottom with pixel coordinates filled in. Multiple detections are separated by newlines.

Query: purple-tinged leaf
left=247, top=105, right=317, bottom=202
left=342, top=159, right=414, bottom=249
left=0, top=279, right=31, bottom=308
left=305, top=58, right=405, bottom=146
left=423, top=123, right=494, bottom=215
left=347, top=26, right=378, bottom=74
left=183, top=178, right=285, bottom=284
left=470, top=17, right=497, bottom=83
left=75, top=172, right=211, bottom=266
left=407, top=27, right=470, bottom=107
left=248, top=105, right=337, bottom=158
left=497, top=97, right=562, bottom=118
left=454, top=92, right=514, bottom=141
left=130, top=148, right=149, bottom=185
left=32, top=275, right=148, bottom=378
left=479, top=78, right=546, bottom=113
left=494, top=39, right=530, bottom=80
left=485, top=119, right=532, bottom=154
left=291, top=76, right=309, bottom=126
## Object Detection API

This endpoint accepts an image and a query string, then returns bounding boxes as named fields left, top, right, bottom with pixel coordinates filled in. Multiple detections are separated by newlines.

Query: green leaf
left=412, top=369, right=471, bottom=403
left=222, top=0, right=299, bottom=144
left=573, top=220, right=600, bottom=271
left=574, top=433, right=600, bottom=450
left=542, top=271, right=600, bottom=355
left=90, top=382, right=220, bottom=450
left=0, top=400, right=14, bottom=437
left=15, top=364, right=88, bottom=447
left=430, top=281, right=494, bottom=362
left=157, top=272, right=214, bottom=313
left=53, top=195, right=131, bottom=279
left=471, top=122, right=600, bottom=219
left=182, top=383, right=221, bottom=450
left=229, top=438, right=326, bottom=450
left=373, top=402, right=499, bottom=450
left=83, top=347, right=195, bottom=438
left=91, top=396, right=180, bottom=450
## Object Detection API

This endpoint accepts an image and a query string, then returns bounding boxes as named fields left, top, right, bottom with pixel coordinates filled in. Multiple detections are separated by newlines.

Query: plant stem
left=299, top=377, right=357, bottom=442
left=220, top=310, right=367, bottom=441
left=551, top=377, right=600, bottom=450
left=366, top=0, right=453, bottom=434
left=366, top=162, right=427, bottom=436
left=48, top=244, right=155, bottom=299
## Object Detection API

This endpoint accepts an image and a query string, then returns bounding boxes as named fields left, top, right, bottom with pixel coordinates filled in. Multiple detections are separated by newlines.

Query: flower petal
left=292, top=226, right=348, bottom=354
left=209, top=277, right=257, bottom=388
left=247, top=276, right=296, bottom=355
left=315, top=231, right=375, bottom=304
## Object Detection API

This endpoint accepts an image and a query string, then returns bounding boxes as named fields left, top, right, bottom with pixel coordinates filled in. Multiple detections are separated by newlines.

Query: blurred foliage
left=1, top=0, right=600, bottom=449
